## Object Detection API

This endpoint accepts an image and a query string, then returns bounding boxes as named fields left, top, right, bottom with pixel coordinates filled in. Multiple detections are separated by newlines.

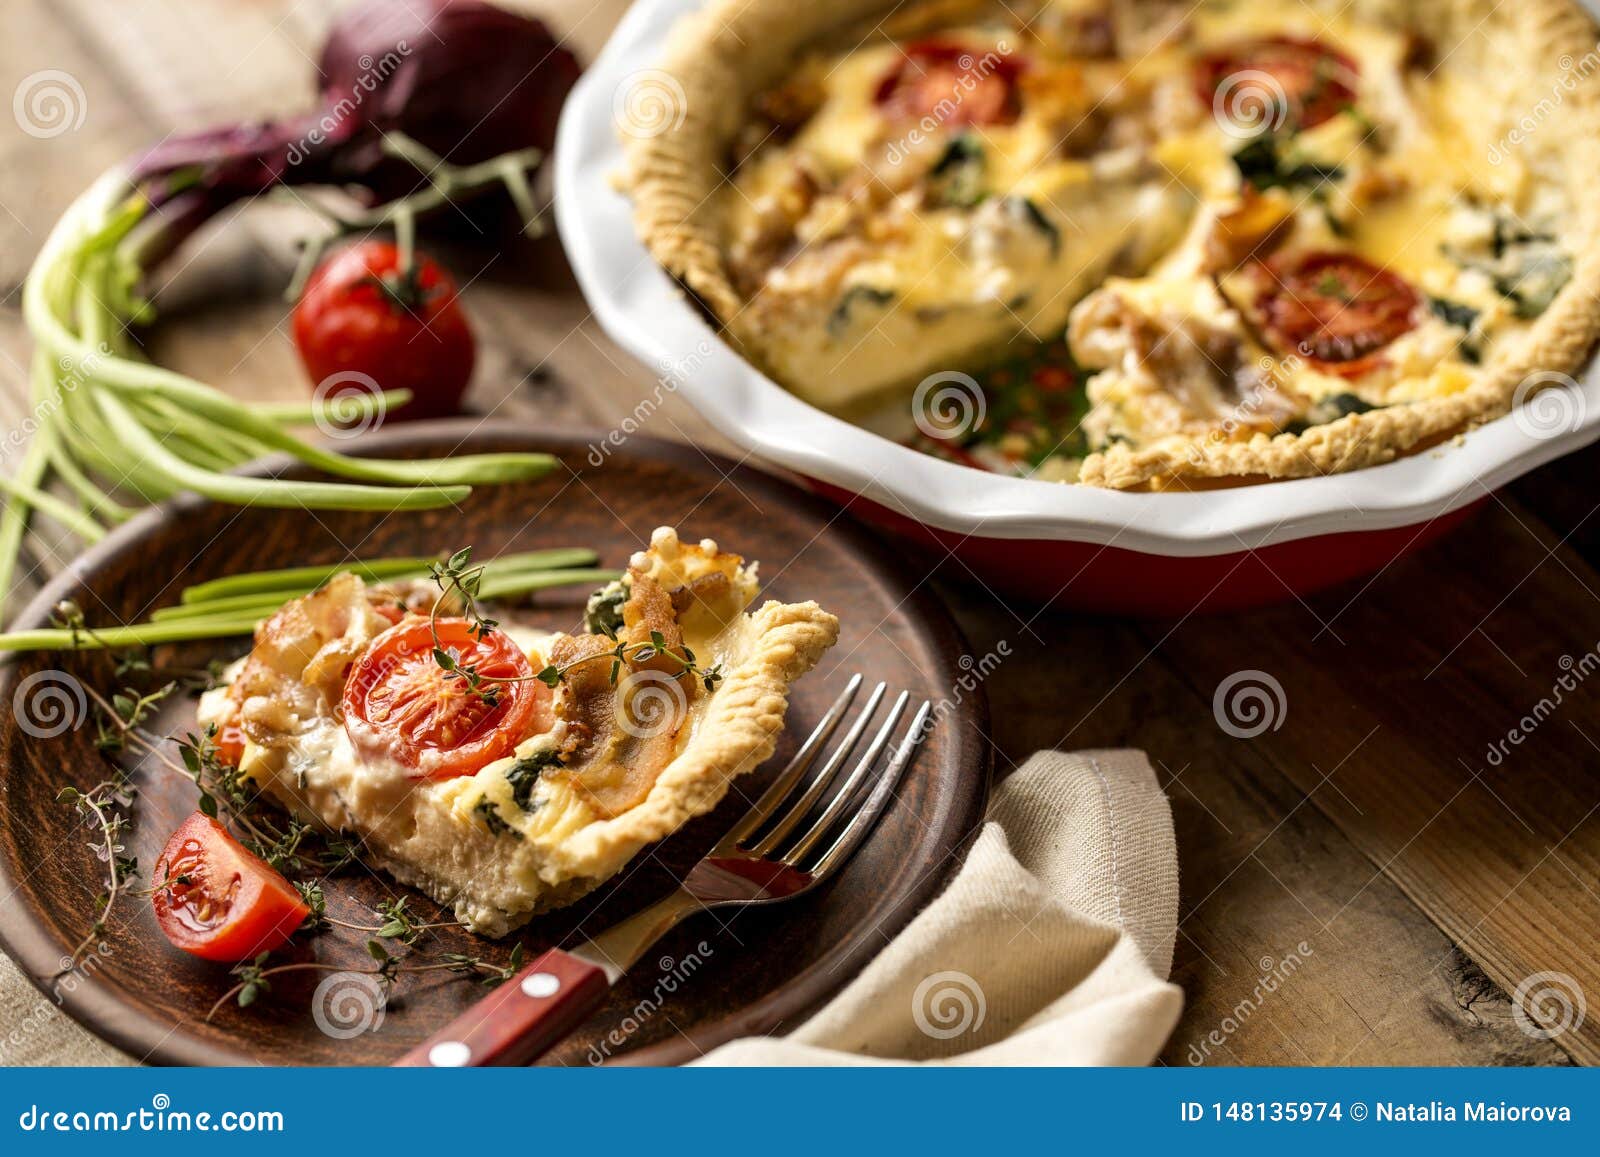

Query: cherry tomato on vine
left=342, top=617, right=551, bottom=779
left=151, top=812, right=309, bottom=962
left=292, top=240, right=476, bottom=421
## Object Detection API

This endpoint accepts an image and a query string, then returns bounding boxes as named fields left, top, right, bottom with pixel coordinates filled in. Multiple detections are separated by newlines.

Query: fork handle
left=393, top=948, right=609, bottom=1067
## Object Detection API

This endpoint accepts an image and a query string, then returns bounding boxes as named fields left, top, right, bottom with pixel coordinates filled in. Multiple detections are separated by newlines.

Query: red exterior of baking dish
left=806, top=480, right=1484, bottom=615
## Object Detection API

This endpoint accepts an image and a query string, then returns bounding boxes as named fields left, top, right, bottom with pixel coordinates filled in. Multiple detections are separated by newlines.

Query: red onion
left=128, top=0, right=580, bottom=252
left=315, top=0, right=580, bottom=196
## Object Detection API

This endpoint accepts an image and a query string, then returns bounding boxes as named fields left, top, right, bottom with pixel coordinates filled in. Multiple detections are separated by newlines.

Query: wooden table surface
left=2, top=0, right=1597, bottom=1067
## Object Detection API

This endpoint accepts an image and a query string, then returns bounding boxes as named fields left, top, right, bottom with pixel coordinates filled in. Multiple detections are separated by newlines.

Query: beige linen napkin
left=0, top=749, right=1179, bottom=1066
left=697, top=749, right=1182, bottom=1066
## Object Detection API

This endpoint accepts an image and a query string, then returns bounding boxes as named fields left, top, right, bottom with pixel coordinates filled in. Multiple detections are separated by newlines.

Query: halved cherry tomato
left=874, top=39, right=1024, bottom=127
left=292, top=239, right=476, bottom=422
left=212, top=722, right=247, bottom=768
left=152, top=812, right=309, bottom=962
left=1254, top=251, right=1421, bottom=376
left=342, top=617, right=548, bottom=779
left=1194, top=35, right=1359, bottom=132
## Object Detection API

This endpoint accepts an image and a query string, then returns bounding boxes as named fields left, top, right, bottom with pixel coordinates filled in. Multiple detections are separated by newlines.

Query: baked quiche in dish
left=621, top=0, right=1600, bottom=488
left=197, top=529, right=839, bottom=937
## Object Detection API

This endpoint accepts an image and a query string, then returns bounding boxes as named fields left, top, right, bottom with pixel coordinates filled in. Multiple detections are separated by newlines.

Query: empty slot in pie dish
left=198, top=527, right=839, bottom=936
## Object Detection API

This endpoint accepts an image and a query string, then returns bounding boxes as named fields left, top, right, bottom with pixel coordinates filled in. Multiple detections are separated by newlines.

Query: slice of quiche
left=197, top=529, right=839, bottom=936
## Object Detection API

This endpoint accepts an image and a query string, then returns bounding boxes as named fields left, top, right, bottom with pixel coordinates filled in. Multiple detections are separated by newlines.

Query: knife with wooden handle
left=392, top=947, right=613, bottom=1067
left=392, top=885, right=701, bottom=1067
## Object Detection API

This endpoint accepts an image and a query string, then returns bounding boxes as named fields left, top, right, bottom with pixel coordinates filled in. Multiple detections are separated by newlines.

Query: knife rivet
left=521, top=972, right=561, bottom=998
left=428, top=1041, right=472, bottom=1067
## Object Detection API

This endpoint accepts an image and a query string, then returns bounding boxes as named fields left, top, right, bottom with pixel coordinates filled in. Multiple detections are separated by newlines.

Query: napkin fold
left=697, top=749, right=1183, bottom=1065
left=0, top=750, right=1180, bottom=1066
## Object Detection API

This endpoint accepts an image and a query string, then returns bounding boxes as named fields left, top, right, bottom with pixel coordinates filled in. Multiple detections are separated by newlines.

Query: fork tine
left=716, top=673, right=862, bottom=852
left=807, top=700, right=932, bottom=881
left=781, top=690, right=909, bottom=865
left=746, top=681, right=887, bottom=856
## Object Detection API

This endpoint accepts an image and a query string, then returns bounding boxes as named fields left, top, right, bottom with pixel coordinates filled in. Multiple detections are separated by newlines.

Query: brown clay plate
left=0, top=423, right=990, bottom=1066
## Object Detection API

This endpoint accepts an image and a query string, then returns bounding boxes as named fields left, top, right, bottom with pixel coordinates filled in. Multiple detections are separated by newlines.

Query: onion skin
left=317, top=0, right=581, bottom=198
left=127, top=0, right=581, bottom=249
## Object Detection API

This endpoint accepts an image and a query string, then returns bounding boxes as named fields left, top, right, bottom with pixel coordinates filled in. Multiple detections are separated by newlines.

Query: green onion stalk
left=0, top=0, right=587, bottom=634
left=2, top=142, right=561, bottom=628
left=0, top=549, right=622, bottom=653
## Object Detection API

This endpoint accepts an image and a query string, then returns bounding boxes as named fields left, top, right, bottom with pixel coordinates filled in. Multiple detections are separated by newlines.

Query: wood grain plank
left=5, top=0, right=1587, bottom=1067
left=0, top=2, right=161, bottom=284
left=0, top=0, right=173, bottom=604
left=1509, top=440, right=1600, bottom=572
left=940, top=585, right=1566, bottom=1065
left=1132, top=500, right=1600, bottom=1065
left=57, top=0, right=315, bottom=130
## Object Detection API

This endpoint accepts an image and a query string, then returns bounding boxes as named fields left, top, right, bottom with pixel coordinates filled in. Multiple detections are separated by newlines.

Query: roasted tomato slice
left=1254, top=251, right=1421, bottom=376
left=1194, top=35, right=1358, bottom=132
left=343, top=617, right=547, bottom=779
left=152, top=813, right=309, bottom=962
left=873, top=39, right=1024, bottom=127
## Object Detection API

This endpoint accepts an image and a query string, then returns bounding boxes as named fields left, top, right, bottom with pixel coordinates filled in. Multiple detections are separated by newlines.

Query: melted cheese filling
left=720, top=0, right=1575, bottom=475
left=196, top=532, right=774, bottom=936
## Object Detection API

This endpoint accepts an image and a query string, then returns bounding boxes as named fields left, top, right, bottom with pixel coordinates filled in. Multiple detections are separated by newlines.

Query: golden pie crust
left=199, top=529, right=840, bottom=936
left=620, top=0, right=1600, bottom=489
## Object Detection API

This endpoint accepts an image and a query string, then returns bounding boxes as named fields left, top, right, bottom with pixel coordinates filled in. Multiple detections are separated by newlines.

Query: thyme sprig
left=53, top=614, right=529, bottom=1021
left=175, top=726, right=355, bottom=876
left=68, top=675, right=352, bottom=880
left=426, top=547, right=513, bottom=703
left=55, top=775, right=138, bottom=975
left=427, top=544, right=724, bottom=697
left=209, top=941, right=526, bottom=1019
left=534, top=627, right=725, bottom=695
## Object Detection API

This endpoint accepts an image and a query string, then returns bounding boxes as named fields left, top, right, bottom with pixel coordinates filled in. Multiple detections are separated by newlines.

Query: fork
left=394, top=675, right=931, bottom=1067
